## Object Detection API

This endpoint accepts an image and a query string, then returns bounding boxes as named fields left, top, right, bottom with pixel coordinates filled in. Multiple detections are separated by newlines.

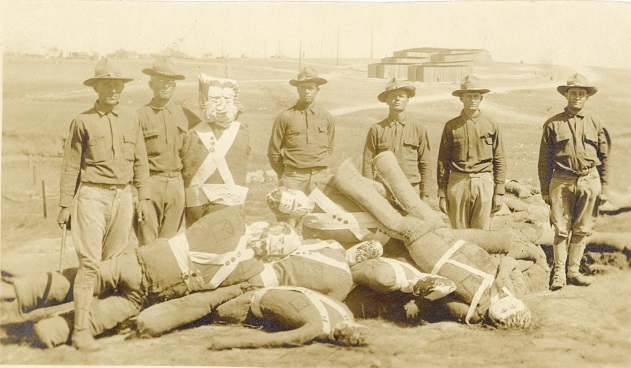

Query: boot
left=71, top=282, right=100, bottom=351
left=373, top=151, right=442, bottom=223
left=567, top=236, right=591, bottom=287
left=550, top=235, right=568, bottom=291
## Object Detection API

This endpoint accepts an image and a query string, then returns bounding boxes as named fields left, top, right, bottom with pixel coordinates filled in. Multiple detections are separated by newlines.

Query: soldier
left=362, top=78, right=432, bottom=204
left=267, top=66, right=335, bottom=197
left=538, top=73, right=610, bottom=291
left=57, top=58, right=150, bottom=350
left=181, top=75, right=250, bottom=226
left=137, top=57, right=200, bottom=245
left=437, top=75, right=506, bottom=230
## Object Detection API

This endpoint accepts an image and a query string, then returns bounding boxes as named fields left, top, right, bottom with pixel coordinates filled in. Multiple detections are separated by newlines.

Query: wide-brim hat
left=557, top=73, right=597, bottom=96
left=83, top=58, right=134, bottom=86
left=142, top=56, right=185, bottom=80
left=452, top=75, right=490, bottom=97
left=378, top=78, right=416, bottom=102
left=289, top=66, right=327, bottom=86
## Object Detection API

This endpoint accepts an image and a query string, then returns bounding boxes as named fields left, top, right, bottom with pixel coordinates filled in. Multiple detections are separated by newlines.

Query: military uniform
left=538, top=74, right=609, bottom=290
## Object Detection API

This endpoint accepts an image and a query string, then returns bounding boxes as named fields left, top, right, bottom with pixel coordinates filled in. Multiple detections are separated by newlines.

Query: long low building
left=369, top=47, right=491, bottom=82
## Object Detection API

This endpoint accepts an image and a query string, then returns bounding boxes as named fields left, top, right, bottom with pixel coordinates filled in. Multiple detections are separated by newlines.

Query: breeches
left=446, top=171, right=494, bottom=230
left=72, top=184, right=134, bottom=286
left=549, top=169, right=601, bottom=238
left=280, top=166, right=331, bottom=195
left=138, top=175, right=185, bottom=245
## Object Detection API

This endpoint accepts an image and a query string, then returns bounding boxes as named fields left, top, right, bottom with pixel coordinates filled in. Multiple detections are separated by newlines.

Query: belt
left=285, top=166, right=328, bottom=173
left=452, top=171, right=492, bottom=178
left=554, top=166, right=595, bottom=177
left=82, top=182, right=129, bottom=190
left=150, top=171, right=181, bottom=178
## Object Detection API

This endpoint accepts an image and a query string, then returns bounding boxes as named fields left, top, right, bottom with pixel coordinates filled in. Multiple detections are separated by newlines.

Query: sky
left=2, top=0, right=631, bottom=68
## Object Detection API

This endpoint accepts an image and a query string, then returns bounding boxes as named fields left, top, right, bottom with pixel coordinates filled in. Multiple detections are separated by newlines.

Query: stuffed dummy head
left=266, top=187, right=315, bottom=218
left=488, top=294, right=532, bottom=329
left=247, top=222, right=301, bottom=257
left=198, top=74, right=241, bottom=128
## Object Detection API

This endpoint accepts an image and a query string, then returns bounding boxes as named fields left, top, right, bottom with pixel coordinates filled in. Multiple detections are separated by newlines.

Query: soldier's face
left=386, top=90, right=409, bottom=112
left=565, top=88, right=588, bottom=111
left=149, top=75, right=176, bottom=101
left=460, top=92, right=483, bottom=113
left=297, top=82, right=319, bottom=105
left=93, top=80, right=124, bottom=107
left=203, top=86, right=238, bottom=124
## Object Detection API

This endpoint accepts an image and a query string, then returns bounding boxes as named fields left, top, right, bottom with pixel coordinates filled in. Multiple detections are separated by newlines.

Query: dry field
left=1, top=57, right=630, bottom=367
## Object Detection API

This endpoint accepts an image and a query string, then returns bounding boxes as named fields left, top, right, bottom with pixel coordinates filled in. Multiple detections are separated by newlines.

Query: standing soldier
left=538, top=73, right=609, bottom=291
left=268, top=66, right=335, bottom=197
left=362, top=78, right=432, bottom=203
left=181, top=74, right=250, bottom=226
left=57, top=58, right=150, bottom=350
left=437, top=75, right=506, bottom=230
left=137, top=57, right=200, bottom=245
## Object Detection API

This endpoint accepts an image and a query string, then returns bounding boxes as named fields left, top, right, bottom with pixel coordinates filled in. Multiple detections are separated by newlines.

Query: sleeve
left=492, top=122, right=506, bottom=196
left=59, top=118, right=84, bottom=208
left=361, top=125, right=377, bottom=179
left=417, top=126, right=432, bottom=198
left=436, top=124, right=451, bottom=198
left=597, top=122, right=610, bottom=190
left=537, top=122, right=554, bottom=197
left=267, top=113, right=286, bottom=176
left=133, top=116, right=151, bottom=200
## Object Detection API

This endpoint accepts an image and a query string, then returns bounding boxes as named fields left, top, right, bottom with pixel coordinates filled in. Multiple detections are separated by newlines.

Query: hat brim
left=84, top=76, right=134, bottom=87
left=378, top=86, right=416, bottom=102
left=289, top=77, right=327, bottom=87
left=142, top=68, right=186, bottom=80
left=452, top=89, right=490, bottom=97
left=557, top=85, right=597, bottom=96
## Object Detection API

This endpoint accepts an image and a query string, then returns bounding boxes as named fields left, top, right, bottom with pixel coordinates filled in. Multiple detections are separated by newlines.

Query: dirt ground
left=1, top=57, right=630, bottom=367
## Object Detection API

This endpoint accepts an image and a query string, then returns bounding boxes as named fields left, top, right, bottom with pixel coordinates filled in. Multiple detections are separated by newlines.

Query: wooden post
left=29, top=155, right=36, bottom=185
left=42, top=180, right=47, bottom=218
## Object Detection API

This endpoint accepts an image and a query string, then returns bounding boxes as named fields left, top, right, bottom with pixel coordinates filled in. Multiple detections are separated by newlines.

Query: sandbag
left=350, top=257, right=456, bottom=301
left=132, top=284, right=246, bottom=337
left=334, top=159, right=500, bottom=324
left=247, top=240, right=353, bottom=301
left=209, top=287, right=367, bottom=350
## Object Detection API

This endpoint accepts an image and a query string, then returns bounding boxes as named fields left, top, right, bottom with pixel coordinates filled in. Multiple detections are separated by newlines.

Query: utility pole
left=298, top=40, right=302, bottom=72
left=336, top=27, right=340, bottom=66
left=370, top=28, right=374, bottom=59
left=264, top=40, right=267, bottom=58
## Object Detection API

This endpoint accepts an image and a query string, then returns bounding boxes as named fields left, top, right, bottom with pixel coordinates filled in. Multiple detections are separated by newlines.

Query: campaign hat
left=289, top=66, right=327, bottom=87
left=142, top=57, right=185, bottom=80
left=378, top=78, right=416, bottom=102
left=83, top=58, right=134, bottom=86
left=452, top=75, right=490, bottom=97
left=557, top=73, right=597, bottom=96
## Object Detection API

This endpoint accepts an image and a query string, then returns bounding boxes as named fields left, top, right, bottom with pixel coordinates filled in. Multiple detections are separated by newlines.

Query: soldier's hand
left=136, top=199, right=151, bottom=223
left=542, top=194, right=551, bottom=206
left=491, top=194, right=503, bottom=213
left=438, top=197, right=448, bottom=215
left=57, top=207, right=71, bottom=229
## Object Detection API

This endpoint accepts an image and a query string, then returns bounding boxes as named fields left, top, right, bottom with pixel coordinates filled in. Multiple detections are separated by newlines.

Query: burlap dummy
left=209, top=287, right=367, bottom=349
left=350, top=257, right=456, bottom=300
left=334, top=158, right=499, bottom=323
left=247, top=239, right=354, bottom=301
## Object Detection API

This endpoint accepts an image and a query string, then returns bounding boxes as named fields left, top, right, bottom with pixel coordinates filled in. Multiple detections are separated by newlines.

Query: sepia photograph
left=1, top=0, right=630, bottom=367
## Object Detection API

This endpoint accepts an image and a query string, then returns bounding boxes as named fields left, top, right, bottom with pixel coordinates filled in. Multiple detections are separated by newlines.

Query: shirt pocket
left=123, top=129, right=137, bottom=161
left=285, top=127, right=304, bottom=148
left=86, top=135, right=108, bottom=163
left=318, top=124, right=329, bottom=148
left=402, top=138, right=419, bottom=161
left=478, top=132, right=494, bottom=160
left=452, top=136, right=467, bottom=162
left=583, top=130, right=599, bottom=157
left=143, top=127, right=164, bottom=157
left=553, top=133, right=572, bottom=157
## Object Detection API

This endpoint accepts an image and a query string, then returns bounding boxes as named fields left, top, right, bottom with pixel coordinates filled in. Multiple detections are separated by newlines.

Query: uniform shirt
left=137, top=100, right=200, bottom=174
left=362, top=114, right=432, bottom=197
left=181, top=121, right=251, bottom=188
left=59, top=101, right=150, bottom=207
left=267, top=103, right=335, bottom=175
left=537, top=108, right=609, bottom=197
left=437, top=109, right=506, bottom=197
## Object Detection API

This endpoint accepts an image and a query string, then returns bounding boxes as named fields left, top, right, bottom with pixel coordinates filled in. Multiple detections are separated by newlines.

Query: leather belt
left=150, top=171, right=181, bottom=178
left=82, top=182, right=129, bottom=190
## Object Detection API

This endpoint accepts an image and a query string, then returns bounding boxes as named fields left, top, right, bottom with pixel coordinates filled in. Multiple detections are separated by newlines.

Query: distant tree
left=110, top=49, right=130, bottom=59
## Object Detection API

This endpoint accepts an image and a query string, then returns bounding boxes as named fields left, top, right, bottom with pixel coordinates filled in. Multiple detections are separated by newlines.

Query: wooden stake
left=42, top=180, right=47, bottom=218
